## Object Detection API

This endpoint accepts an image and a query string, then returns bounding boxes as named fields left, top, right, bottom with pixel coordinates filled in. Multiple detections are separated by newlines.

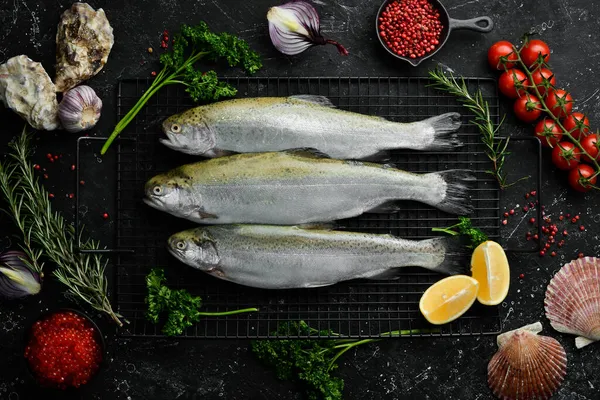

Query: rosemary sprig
left=0, top=128, right=124, bottom=326
left=428, top=68, right=528, bottom=189
left=0, top=162, right=44, bottom=276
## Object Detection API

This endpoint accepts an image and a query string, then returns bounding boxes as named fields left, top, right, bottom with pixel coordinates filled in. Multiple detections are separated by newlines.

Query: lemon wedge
left=419, top=275, right=479, bottom=325
left=471, top=241, right=510, bottom=306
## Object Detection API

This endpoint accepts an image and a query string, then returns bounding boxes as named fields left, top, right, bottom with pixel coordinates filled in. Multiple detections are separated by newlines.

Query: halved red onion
left=0, top=250, right=41, bottom=299
left=267, top=1, right=348, bottom=56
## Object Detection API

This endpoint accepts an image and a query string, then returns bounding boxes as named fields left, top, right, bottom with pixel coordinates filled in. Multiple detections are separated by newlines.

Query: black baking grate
left=112, top=77, right=502, bottom=338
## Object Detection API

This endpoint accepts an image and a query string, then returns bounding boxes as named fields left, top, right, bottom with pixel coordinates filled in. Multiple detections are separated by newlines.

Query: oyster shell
left=54, top=2, right=114, bottom=92
left=487, top=322, right=567, bottom=400
left=545, top=256, right=600, bottom=349
left=0, top=55, right=60, bottom=130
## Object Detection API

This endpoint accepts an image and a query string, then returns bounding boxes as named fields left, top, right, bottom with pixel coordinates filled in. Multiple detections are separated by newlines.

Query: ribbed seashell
left=54, top=3, right=114, bottom=92
left=487, top=322, right=567, bottom=400
left=0, top=55, right=60, bottom=130
left=545, top=256, right=600, bottom=349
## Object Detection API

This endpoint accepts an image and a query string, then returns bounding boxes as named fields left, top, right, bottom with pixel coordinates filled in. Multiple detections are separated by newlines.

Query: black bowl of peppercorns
left=376, top=0, right=493, bottom=66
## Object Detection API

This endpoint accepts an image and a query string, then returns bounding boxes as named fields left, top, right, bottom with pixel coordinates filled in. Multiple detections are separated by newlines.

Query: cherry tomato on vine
left=562, top=112, right=590, bottom=139
left=498, top=69, right=528, bottom=98
left=488, top=41, right=518, bottom=70
left=546, top=89, right=573, bottom=118
left=581, top=134, right=600, bottom=162
left=520, top=39, right=551, bottom=67
left=552, top=141, right=581, bottom=170
left=568, top=164, right=597, bottom=192
left=530, top=67, right=556, bottom=96
left=514, top=93, right=542, bottom=123
left=534, top=118, right=563, bottom=147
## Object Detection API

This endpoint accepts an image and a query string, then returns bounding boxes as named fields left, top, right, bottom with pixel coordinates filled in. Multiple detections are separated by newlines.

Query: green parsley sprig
left=101, top=22, right=262, bottom=154
left=146, top=268, right=258, bottom=336
left=252, top=321, right=429, bottom=400
left=432, top=216, right=488, bottom=248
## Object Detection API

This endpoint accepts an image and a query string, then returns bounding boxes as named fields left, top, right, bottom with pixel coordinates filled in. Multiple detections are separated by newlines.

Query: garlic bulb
left=58, top=85, right=102, bottom=133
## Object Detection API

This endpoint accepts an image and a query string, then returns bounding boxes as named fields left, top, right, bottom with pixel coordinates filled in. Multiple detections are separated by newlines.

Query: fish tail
left=421, top=112, right=463, bottom=150
left=430, top=169, right=475, bottom=215
left=424, top=236, right=470, bottom=276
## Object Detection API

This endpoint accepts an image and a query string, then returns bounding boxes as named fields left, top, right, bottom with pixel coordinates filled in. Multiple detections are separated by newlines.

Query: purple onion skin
left=267, top=1, right=348, bottom=56
left=0, top=250, right=42, bottom=299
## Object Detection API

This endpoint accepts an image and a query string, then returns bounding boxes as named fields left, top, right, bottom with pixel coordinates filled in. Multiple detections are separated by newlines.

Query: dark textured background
left=1, top=0, right=600, bottom=399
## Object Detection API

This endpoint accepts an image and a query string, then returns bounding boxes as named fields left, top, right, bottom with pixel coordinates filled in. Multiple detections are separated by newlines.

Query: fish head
left=167, top=229, right=220, bottom=270
left=160, top=112, right=216, bottom=156
left=143, top=173, right=198, bottom=219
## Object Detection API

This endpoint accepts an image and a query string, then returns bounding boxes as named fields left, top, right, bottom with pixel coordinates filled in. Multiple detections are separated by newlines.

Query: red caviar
left=378, top=0, right=443, bottom=59
left=24, top=311, right=102, bottom=389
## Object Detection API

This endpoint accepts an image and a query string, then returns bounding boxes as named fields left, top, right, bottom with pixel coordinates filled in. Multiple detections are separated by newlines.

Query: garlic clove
left=58, top=85, right=103, bottom=133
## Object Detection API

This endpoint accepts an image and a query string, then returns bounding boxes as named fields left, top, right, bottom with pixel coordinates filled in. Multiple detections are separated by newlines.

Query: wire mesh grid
left=114, top=77, right=502, bottom=339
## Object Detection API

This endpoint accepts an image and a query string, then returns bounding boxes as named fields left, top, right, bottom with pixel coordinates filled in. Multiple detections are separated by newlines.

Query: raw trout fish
left=144, top=150, right=474, bottom=224
left=167, top=225, right=468, bottom=289
left=160, top=95, right=462, bottom=159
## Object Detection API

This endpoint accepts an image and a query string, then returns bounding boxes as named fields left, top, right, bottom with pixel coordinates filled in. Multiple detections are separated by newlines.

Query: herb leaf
left=102, top=22, right=262, bottom=154
left=146, top=267, right=257, bottom=336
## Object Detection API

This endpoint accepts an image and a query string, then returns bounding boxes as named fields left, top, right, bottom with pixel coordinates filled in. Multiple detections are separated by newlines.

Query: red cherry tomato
left=534, top=118, right=563, bottom=147
left=513, top=93, right=542, bottom=123
left=520, top=39, right=551, bottom=67
left=498, top=69, right=529, bottom=98
left=581, top=134, right=599, bottom=162
left=546, top=89, right=573, bottom=118
left=530, top=67, right=556, bottom=96
left=562, top=112, right=590, bottom=140
left=552, top=141, right=581, bottom=170
left=568, top=164, right=597, bottom=192
left=488, top=41, right=518, bottom=70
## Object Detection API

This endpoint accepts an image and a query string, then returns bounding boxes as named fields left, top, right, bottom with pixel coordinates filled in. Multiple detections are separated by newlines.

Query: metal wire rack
left=107, top=76, right=506, bottom=339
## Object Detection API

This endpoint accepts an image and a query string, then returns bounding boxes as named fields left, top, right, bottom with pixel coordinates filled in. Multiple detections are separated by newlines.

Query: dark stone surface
left=1, top=0, right=600, bottom=399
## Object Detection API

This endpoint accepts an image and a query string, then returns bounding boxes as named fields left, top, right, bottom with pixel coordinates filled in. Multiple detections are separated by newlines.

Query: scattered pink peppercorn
left=519, top=273, right=525, bottom=279
left=529, top=217, right=535, bottom=224
left=502, top=219, right=507, bottom=225
left=509, top=209, right=515, bottom=215
left=580, top=225, right=585, bottom=231
left=579, top=252, right=585, bottom=258
left=102, top=213, right=109, bottom=220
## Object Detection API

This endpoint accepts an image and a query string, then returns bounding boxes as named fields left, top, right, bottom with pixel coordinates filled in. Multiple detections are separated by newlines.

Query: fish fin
left=204, top=148, right=237, bottom=158
left=296, top=222, right=338, bottom=231
left=429, top=169, right=476, bottom=215
left=364, top=269, right=402, bottom=280
left=364, top=201, right=403, bottom=214
left=421, top=112, right=463, bottom=150
left=284, top=148, right=331, bottom=159
left=289, top=95, right=336, bottom=108
left=198, top=211, right=218, bottom=220
left=425, top=236, right=470, bottom=275
left=361, top=151, right=392, bottom=162
left=575, top=336, right=597, bottom=349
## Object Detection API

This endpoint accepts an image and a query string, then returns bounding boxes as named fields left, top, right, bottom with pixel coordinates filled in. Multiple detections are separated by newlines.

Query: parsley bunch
left=101, top=22, right=262, bottom=154
left=431, top=216, right=488, bottom=248
left=146, top=268, right=257, bottom=336
left=252, top=321, right=425, bottom=400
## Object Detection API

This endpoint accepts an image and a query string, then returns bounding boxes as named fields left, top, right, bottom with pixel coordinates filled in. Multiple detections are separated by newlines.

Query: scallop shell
left=487, top=322, right=567, bottom=400
left=0, top=55, right=60, bottom=130
left=54, top=2, right=114, bottom=92
left=545, top=256, right=600, bottom=349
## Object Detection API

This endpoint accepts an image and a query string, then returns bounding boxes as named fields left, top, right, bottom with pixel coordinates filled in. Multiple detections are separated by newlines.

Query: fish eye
left=153, top=186, right=162, bottom=195
left=176, top=241, right=186, bottom=250
left=171, top=124, right=181, bottom=133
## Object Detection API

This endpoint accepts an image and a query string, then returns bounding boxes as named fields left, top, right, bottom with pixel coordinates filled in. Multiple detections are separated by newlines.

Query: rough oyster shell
left=487, top=322, right=567, bottom=400
left=545, top=256, right=600, bottom=349
left=0, top=55, right=60, bottom=130
left=54, top=2, right=114, bottom=92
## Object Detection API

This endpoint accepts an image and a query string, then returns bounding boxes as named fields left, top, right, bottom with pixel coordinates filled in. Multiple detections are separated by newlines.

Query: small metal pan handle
left=449, top=16, right=494, bottom=33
